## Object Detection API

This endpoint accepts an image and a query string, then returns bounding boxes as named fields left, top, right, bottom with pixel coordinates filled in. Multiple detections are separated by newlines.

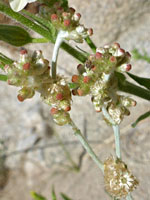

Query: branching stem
left=69, top=120, right=104, bottom=173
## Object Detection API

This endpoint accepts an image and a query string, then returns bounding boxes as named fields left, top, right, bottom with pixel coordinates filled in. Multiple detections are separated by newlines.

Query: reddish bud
left=72, top=89, right=78, bottom=95
left=72, top=75, right=79, bottom=83
left=17, top=94, right=24, bottom=102
left=131, top=100, right=137, bottom=107
left=77, top=89, right=83, bottom=96
left=113, top=42, right=120, bottom=48
left=62, top=12, right=69, bottom=17
left=126, top=64, right=132, bottom=71
left=69, top=7, right=75, bottom=13
left=76, top=13, right=81, bottom=18
left=7, top=80, right=11, bottom=85
left=95, top=52, right=102, bottom=59
left=83, top=76, right=90, bottom=83
left=96, top=109, right=102, bottom=112
left=48, top=66, right=51, bottom=70
left=119, top=48, right=125, bottom=54
left=20, top=49, right=28, bottom=55
left=126, top=51, right=131, bottom=58
left=56, top=93, right=63, bottom=100
left=110, top=56, right=116, bottom=62
left=64, top=19, right=70, bottom=26
left=51, top=14, right=58, bottom=21
left=50, top=107, right=58, bottom=115
left=65, top=106, right=71, bottom=112
left=91, top=65, right=96, bottom=71
left=87, top=28, right=93, bottom=36
left=23, top=63, right=30, bottom=70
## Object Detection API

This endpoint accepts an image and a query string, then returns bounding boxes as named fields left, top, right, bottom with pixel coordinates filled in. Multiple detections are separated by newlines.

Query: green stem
left=85, top=36, right=96, bottom=53
left=112, top=125, right=121, bottom=159
left=69, top=120, right=104, bottom=173
left=31, top=38, right=50, bottom=43
left=0, top=74, right=7, bottom=81
left=118, top=80, right=150, bottom=101
left=61, top=42, right=87, bottom=63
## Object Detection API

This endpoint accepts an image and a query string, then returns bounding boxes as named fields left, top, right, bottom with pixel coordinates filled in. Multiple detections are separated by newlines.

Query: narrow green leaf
left=61, top=193, right=73, bottom=200
left=41, top=0, right=68, bottom=10
left=31, top=191, right=47, bottom=200
left=116, top=72, right=150, bottom=101
left=127, top=72, right=150, bottom=90
left=132, top=111, right=150, bottom=127
left=52, top=187, right=57, bottom=200
left=0, top=74, right=7, bottom=81
left=0, top=3, right=52, bottom=40
left=0, top=25, right=32, bottom=46
left=0, top=52, right=14, bottom=65
left=85, top=36, right=96, bottom=53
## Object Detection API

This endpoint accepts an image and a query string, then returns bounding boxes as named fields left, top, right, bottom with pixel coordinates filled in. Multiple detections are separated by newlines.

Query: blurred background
left=0, top=0, right=150, bottom=199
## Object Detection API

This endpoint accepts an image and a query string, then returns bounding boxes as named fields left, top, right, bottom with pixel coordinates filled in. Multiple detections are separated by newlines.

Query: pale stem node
left=51, top=30, right=69, bottom=79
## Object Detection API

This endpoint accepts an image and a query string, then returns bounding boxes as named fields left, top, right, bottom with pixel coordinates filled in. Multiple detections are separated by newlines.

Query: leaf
left=41, top=0, right=68, bottom=10
left=132, top=111, right=150, bottom=127
left=0, top=52, right=14, bottom=64
left=127, top=72, right=150, bottom=90
left=31, top=191, right=47, bottom=200
left=0, top=25, right=32, bottom=46
left=51, top=187, right=58, bottom=200
left=0, top=74, right=7, bottom=82
left=61, top=193, right=73, bottom=200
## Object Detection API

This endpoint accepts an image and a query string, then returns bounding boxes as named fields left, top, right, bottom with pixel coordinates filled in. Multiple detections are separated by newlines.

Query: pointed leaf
left=132, top=111, right=150, bottom=127
left=127, top=72, right=150, bottom=90
left=61, top=193, right=73, bottom=200
left=51, top=187, right=57, bottom=200
left=0, top=74, right=7, bottom=82
left=31, top=191, right=47, bottom=200
left=0, top=25, right=32, bottom=46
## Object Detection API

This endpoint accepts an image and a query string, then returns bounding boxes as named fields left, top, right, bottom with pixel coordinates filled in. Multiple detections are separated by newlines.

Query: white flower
left=9, top=0, right=36, bottom=12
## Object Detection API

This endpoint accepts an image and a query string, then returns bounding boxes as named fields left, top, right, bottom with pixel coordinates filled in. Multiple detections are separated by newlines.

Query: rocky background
left=0, top=0, right=150, bottom=199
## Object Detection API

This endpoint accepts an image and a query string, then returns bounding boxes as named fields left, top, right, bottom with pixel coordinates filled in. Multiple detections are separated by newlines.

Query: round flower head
left=39, top=1, right=93, bottom=43
left=4, top=49, right=72, bottom=126
left=104, top=156, right=139, bottom=198
left=71, top=43, right=136, bottom=124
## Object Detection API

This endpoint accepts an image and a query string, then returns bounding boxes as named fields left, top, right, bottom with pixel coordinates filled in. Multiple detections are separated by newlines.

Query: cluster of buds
left=104, top=156, right=139, bottom=198
left=39, top=1, right=93, bottom=42
left=4, top=50, right=72, bottom=126
left=71, top=43, right=136, bottom=124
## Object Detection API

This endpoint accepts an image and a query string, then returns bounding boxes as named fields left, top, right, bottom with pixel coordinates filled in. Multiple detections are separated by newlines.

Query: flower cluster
left=71, top=43, right=136, bottom=124
left=39, top=1, right=93, bottom=42
left=4, top=50, right=71, bottom=126
left=104, top=156, right=139, bottom=198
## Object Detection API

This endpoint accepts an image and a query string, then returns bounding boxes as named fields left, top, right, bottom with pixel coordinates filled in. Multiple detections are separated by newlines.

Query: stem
left=69, top=120, right=104, bottom=173
left=51, top=31, right=66, bottom=79
left=31, top=38, right=50, bottom=43
left=126, top=194, right=133, bottom=200
left=112, top=125, right=121, bottom=159
left=102, top=106, right=121, bottom=159
left=85, top=36, right=97, bottom=53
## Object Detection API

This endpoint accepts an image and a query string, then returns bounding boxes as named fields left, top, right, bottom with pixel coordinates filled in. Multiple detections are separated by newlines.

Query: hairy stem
left=112, top=125, right=121, bottom=159
left=69, top=120, right=104, bottom=173
left=102, top=106, right=121, bottom=159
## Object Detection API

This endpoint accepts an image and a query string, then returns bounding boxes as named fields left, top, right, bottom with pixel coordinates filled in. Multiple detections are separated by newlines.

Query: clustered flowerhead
left=71, top=43, right=136, bottom=124
left=4, top=50, right=71, bottom=126
left=39, top=0, right=93, bottom=42
left=104, top=156, right=139, bottom=198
